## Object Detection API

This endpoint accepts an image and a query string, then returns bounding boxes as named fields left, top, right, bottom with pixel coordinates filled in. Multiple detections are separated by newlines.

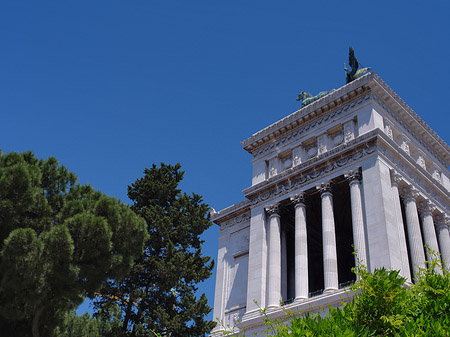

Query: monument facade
left=211, top=73, right=450, bottom=335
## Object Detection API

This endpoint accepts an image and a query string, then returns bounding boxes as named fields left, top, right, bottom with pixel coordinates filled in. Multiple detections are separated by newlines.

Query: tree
left=94, top=163, right=215, bottom=336
left=220, top=257, right=450, bottom=336
left=0, top=151, right=148, bottom=337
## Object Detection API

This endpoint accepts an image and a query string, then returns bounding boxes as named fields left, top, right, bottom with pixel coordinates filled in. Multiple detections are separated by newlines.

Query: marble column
left=401, top=186, right=426, bottom=279
left=390, top=170, right=411, bottom=281
left=317, top=181, right=339, bottom=293
left=281, top=228, right=287, bottom=301
left=266, top=204, right=281, bottom=309
left=290, top=193, right=308, bottom=301
left=418, top=201, right=440, bottom=270
left=345, top=168, right=368, bottom=268
left=434, top=215, right=450, bottom=271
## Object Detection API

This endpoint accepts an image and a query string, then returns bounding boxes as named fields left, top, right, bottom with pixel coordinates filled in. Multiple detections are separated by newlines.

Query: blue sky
left=2, top=1, right=450, bottom=321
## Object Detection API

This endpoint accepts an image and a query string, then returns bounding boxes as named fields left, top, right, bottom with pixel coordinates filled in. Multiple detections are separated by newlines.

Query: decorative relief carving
left=290, top=192, right=306, bottom=206
left=417, top=155, right=426, bottom=170
left=390, top=169, right=403, bottom=186
left=344, top=121, right=355, bottom=143
left=433, top=214, right=450, bottom=230
left=380, top=137, right=450, bottom=215
left=268, top=158, right=278, bottom=178
left=372, top=94, right=448, bottom=167
left=317, top=180, right=332, bottom=194
left=252, top=94, right=372, bottom=158
left=400, top=185, right=419, bottom=201
left=248, top=142, right=376, bottom=206
left=219, top=213, right=251, bottom=232
left=384, top=122, right=393, bottom=140
left=265, top=204, right=280, bottom=216
left=317, top=134, right=328, bottom=155
left=307, top=145, right=318, bottom=158
left=432, top=167, right=442, bottom=183
left=333, top=133, right=344, bottom=146
left=400, top=137, right=410, bottom=155
left=344, top=168, right=361, bottom=183
left=292, top=146, right=302, bottom=167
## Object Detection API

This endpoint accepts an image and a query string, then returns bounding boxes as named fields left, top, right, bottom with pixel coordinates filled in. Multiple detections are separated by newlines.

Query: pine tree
left=94, top=163, right=215, bottom=336
left=0, top=151, right=148, bottom=337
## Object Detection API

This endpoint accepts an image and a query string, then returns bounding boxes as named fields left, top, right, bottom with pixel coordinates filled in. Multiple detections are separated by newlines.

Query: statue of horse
left=296, top=90, right=335, bottom=107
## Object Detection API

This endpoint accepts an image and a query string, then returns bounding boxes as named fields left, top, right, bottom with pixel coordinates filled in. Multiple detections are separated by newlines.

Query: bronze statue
left=344, top=46, right=371, bottom=83
left=296, top=90, right=335, bottom=107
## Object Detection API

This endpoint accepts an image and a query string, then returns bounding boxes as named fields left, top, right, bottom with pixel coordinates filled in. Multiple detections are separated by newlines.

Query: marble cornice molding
left=211, top=200, right=251, bottom=232
left=377, top=136, right=450, bottom=215
left=245, top=135, right=378, bottom=206
left=377, top=132, right=450, bottom=212
left=369, top=76, right=450, bottom=166
left=243, top=129, right=379, bottom=197
left=241, top=75, right=374, bottom=157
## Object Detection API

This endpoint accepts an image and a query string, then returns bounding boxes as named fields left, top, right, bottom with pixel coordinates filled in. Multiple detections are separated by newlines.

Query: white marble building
left=211, top=73, right=450, bottom=335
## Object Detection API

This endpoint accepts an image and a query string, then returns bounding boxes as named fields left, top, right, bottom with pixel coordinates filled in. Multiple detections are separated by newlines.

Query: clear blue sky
left=2, top=1, right=450, bottom=321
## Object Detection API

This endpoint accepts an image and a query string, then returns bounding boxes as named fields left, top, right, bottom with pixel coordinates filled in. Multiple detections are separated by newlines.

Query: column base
left=323, top=287, right=338, bottom=294
left=294, top=296, right=307, bottom=303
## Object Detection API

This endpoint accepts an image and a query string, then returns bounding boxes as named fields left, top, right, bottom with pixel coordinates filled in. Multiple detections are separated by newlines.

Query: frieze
left=251, top=94, right=372, bottom=158
left=372, top=94, right=448, bottom=167
left=378, top=135, right=450, bottom=215
left=248, top=142, right=377, bottom=206
left=219, top=212, right=251, bottom=232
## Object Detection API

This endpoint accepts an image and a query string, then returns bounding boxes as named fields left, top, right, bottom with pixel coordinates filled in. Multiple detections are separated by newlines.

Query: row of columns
left=391, top=171, right=450, bottom=279
left=265, top=168, right=367, bottom=308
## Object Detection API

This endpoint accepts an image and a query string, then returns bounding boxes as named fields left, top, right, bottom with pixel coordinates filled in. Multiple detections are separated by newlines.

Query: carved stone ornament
left=344, top=168, right=361, bottom=183
left=389, top=169, right=403, bottom=186
left=317, top=180, right=332, bottom=195
left=290, top=192, right=306, bottom=206
left=384, top=122, right=393, bottom=140
left=432, top=167, right=441, bottom=183
left=252, top=94, right=371, bottom=158
left=416, top=155, right=426, bottom=170
left=248, top=141, right=377, bottom=206
left=400, top=186, right=419, bottom=201
left=292, top=146, right=302, bottom=167
left=333, top=133, right=344, bottom=146
left=265, top=204, right=280, bottom=216
left=433, top=214, right=450, bottom=230
left=400, top=137, right=410, bottom=155
left=219, top=212, right=251, bottom=232
left=344, top=121, right=355, bottom=143
left=418, top=200, right=436, bottom=216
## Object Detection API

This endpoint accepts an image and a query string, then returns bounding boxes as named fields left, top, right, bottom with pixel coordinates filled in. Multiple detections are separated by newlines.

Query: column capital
left=418, top=200, right=436, bottom=216
left=265, top=204, right=280, bottom=217
left=316, top=180, right=332, bottom=195
left=290, top=192, right=306, bottom=207
left=344, top=168, right=361, bottom=184
left=390, top=169, right=403, bottom=187
left=434, top=214, right=450, bottom=230
left=400, top=185, right=419, bottom=202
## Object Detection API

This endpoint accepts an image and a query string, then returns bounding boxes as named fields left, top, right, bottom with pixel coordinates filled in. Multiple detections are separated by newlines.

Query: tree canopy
left=0, top=151, right=148, bottom=337
left=94, top=163, right=215, bottom=336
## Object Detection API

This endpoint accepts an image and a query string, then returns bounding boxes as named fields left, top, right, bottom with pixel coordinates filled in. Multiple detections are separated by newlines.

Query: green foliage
left=94, top=163, right=215, bottom=337
left=219, top=258, right=450, bottom=337
left=0, top=151, right=148, bottom=337
left=53, top=305, right=123, bottom=337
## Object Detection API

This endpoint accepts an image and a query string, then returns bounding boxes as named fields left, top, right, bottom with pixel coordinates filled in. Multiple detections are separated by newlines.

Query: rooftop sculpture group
left=297, top=47, right=371, bottom=108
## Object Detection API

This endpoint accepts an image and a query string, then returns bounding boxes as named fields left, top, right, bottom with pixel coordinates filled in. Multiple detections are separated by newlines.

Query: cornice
left=243, top=130, right=379, bottom=206
left=241, top=73, right=374, bottom=156
left=369, top=75, right=450, bottom=166
left=241, top=73, right=450, bottom=166
left=211, top=199, right=251, bottom=231
left=377, top=132, right=450, bottom=213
